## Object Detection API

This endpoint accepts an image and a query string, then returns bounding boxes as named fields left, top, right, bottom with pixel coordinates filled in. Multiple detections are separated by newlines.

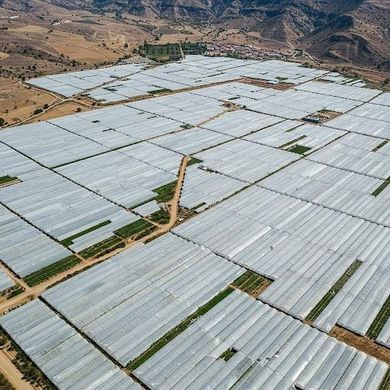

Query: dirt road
left=166, top=156, right=189, bottom=227
left=0, top=348, right=34, bottom=390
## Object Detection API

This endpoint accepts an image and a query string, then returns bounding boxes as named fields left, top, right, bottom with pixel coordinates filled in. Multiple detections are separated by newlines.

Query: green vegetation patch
left=127, top=287, right=234, bottom=371
left=78, top=236, right=124, bottom=259
left=143, top=43, right=182, bottom=61
left=104, top=87, right=118, bottom=92
left=5, top=285, right=24, bottom=300
left=287, top=144, right=312, bottom=155
left=153, top=180, right=177, bottom=203
left=366, top=295, right=390, bottom=339
left=0, top=373, right=15, bottom=390
left=0, top=329, right=55, bottom=389
left=231, top=271, right=271, bottom=295
left=133, top=225, right=158, bottom=241
left=149, top=209, right=170, bottom=224
left=306, top=260, right=363, bottom=322
left=187, top=157, right=203, bottom=166
left=379, top=369, right=390, bottom=390
left=0, top=175, right=18, bottom=186
left=114, top=219, right=154, bottom=240
left=24, top=255, right=80, bottom=287
left=220, top=347, right=238, bottom=362
left=61, top=220, right=111, bottom=247
left=372, top=181, right=390, bottom=197
left=280, top=136, right=307, bottom=149
left=181, top=42, right=207, bottom=55
left=1, top=284, right=24, bottom=300
left=180, top=124, right=193, bottom=130
left=373, top=140, right=388, bottom=152
left=130, top=198, right=156, bottom=210
left=192, top=202, right=207, bottom=211
left=148, top=88, right=172, bottom=95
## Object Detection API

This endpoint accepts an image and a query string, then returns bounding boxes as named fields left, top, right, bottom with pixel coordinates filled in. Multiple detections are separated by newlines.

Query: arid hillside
left=123, top=0, right=390, bottom=71
left=1, top=0, right=389, bottom=70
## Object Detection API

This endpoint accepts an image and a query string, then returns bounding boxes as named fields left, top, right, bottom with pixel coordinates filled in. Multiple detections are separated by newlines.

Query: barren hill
left=123, top=0, right=389, bottom=69
left=0, top=0, right=389, bottom=70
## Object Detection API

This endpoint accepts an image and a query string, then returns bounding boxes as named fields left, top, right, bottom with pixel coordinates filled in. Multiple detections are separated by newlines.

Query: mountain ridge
left=0, top=0, right=389, bottom=70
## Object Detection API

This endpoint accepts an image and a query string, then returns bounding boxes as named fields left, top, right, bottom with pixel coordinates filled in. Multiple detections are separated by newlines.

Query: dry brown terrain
left=0, top=348, right=35, bottom=390
left=330, top=326, right=390, bottom=365
left=0, top=78, right=55, bottom=125
left=31, top=101, right=89, bottom=121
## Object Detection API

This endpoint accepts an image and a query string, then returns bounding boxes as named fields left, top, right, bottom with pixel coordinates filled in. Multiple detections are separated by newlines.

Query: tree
left=33, top=108, right=43, bottom=115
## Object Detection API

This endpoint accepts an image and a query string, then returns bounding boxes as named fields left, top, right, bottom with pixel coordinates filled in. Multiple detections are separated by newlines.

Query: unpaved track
left=0, top=348, right=34, bottom=390
left=166, top=156, right=189, bottom=228
left=330, top=326, right=390, bottom=365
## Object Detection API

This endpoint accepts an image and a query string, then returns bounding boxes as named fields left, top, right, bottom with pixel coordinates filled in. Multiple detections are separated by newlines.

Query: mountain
left=110, top=0, right=390, bottom=69
left=0, top=0, right=389, bottom=71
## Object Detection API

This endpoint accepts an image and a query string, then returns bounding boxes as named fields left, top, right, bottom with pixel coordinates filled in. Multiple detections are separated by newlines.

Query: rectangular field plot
left=245, top=122, right=345, bottom=153
left=135, top=290, right=387, bottom=390
left=56, top=149, right=178, bottom=208
left=87, top=73, right=187, bottom=103
left=180, top=165, right=247, bottom=212
left=326, top=113, right=390, bottom=139
left=133, top=201, right=161, bottom=217
left=234, top=96, right=309, bottom=120
left=27, top=63, right=144, bottom=97
left=309, top=133, right=390, bottom=179
left=377, top=315, right=390, bottom=349
left=0, top=205, right=71, bottom=277
left=0, top=121, right=108, bottom=168
left=259, top=88, right=360, bottom=115
left=128, top=92, right=227, bottom=126
left=151, top=127, right=232, bottom=155
left=0, top=269, right=14, bottom=293
left=119, top=142, right=182, bottom=174
left=202, top=110, right=282, bottom=137
left=194, top=139, right=299, bottom=183
left=43, top=234, right=244, bottom=366
left=233, top=88, right=360, bottom=121
left=174, top=187, right=390, bottom=326
left=372, top=93, right=390, bottom=106
left=232, top=59, right=327, bottom=84
left=191, top=81, right=280, bottom=101
left=295, top=80, right=381, bottom=102
left=0, top=300, right=141, bottom=390
left=260, top=159, right=390, bottom=227
left=349, top=103, right=390, bottom=123
left=71, top=104, right=186, bottom=142
left=48, top=113, right=139, bottom=149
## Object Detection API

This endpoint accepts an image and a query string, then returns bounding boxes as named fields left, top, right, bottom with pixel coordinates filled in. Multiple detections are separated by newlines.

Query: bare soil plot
left=330, top=325, right=390, bottom=366
left=0, top=78, right=55, bottom=125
